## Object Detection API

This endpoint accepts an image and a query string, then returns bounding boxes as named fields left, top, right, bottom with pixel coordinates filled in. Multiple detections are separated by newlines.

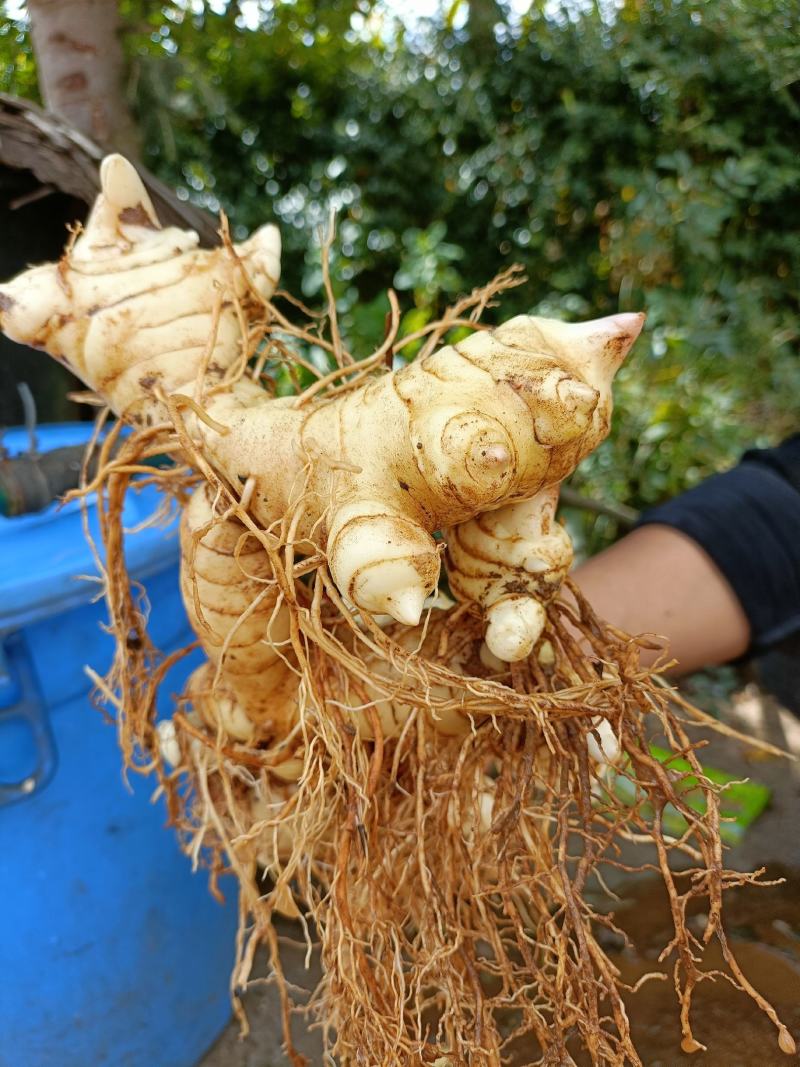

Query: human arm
left=571, top=436, right=800, bottom=674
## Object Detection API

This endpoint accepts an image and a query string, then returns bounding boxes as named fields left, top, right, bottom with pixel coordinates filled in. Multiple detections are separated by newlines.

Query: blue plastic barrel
left=0, top=424, right=237, bottom=1067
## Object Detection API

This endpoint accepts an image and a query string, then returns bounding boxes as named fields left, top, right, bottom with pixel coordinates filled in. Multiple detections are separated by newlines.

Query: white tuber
left=0, top=153, right=644, bottom=724
left=0, top=154, right=280, bottom=425
left=446, top=486, right=572, bottom=662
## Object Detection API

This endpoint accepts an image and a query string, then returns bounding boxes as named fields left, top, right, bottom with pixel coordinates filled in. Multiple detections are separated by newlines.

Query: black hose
left=0, top=442, right=171, bottom=517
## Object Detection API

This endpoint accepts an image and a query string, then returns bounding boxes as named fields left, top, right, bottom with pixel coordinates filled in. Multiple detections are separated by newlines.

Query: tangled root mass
left=79, top=262, right=794, bottom=1067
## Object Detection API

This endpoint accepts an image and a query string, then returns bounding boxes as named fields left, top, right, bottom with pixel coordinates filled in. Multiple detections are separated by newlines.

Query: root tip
left=680, top=1037, right=705, bottom=1055
left=778, top=1027, right=796, bottom=1055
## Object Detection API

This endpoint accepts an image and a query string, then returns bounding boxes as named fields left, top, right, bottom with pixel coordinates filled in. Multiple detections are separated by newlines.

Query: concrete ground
left=201, top=916, right=324, bottom=1067
left=199, top=687, right=800, bottom=1067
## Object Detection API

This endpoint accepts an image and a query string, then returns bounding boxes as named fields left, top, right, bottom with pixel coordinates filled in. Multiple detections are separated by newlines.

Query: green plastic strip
left=607, top=744, right=771, bottom=845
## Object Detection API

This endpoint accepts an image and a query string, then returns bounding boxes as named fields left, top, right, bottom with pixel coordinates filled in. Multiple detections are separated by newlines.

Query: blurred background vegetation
left=1, top=0, right=798, bottom=552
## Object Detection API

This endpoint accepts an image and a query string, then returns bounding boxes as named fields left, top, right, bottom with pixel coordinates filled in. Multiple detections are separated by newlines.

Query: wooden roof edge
left=0, top=92, right=220, bottom=246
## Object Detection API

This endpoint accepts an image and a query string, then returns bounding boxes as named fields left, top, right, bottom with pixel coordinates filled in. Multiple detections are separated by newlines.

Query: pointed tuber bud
left=482, top=311, right=645, bottom=393
left=100, top=154, right=159, bottom=228
left=77, top=155, right=163, bottom=256
left=530, top=372, right=600, bottom=447
left=567, top=311, right=645, bottom=390
left=556, top=377, right=599, bottom=427
left=481, top=443, right=512, bottom=468
left=156, top=719, right=181, bottom=768
left=387, top=586, right=428, bottom=627
left=595, top=312, right=646, bottom=374
left=328, top=509, right=440, bottom=626
left=485, top=596, right=546, bottom=663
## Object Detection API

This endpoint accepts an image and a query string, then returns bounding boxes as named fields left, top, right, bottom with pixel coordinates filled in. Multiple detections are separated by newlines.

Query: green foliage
left=0, top=3, right=38, bottom=101
left=2, top=0, right=798, bottom=550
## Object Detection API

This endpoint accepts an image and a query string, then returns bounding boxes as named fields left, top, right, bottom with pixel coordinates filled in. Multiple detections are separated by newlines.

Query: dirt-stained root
left=73, top=262, right=796, bottom=1067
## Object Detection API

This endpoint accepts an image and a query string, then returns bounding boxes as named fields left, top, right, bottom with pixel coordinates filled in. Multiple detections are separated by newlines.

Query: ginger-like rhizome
left=1, top=156, right=794, bottom=1066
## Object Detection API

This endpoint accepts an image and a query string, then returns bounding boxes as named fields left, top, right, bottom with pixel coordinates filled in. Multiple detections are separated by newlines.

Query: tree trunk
left=26, top=0, right=140, bottom=158
left=467, top=0, right=503, bottom=57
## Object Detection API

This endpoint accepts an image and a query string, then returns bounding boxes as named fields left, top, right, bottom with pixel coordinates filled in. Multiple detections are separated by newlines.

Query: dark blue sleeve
left=636, top=435, right=800, bottom=656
